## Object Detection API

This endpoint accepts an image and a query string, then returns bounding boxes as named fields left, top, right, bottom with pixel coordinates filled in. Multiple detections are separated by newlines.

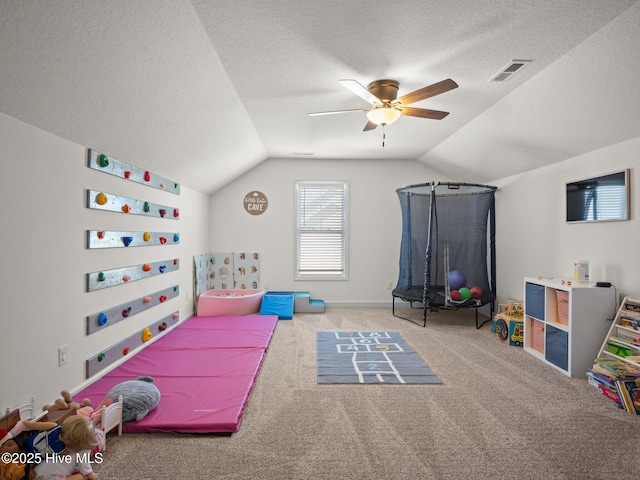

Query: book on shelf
left=593, top=358, right=640, bottom=379
left=587, top=369, right=617, bottom=388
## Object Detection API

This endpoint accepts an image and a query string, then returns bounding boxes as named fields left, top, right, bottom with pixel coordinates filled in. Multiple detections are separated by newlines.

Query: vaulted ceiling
left=2, top=1, right=639, bottom=194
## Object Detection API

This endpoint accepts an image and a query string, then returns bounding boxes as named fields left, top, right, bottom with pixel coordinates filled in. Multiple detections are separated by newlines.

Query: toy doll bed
left=392, top=182, right=497, bottom=328
left=74, top=315, right=278, bottom=434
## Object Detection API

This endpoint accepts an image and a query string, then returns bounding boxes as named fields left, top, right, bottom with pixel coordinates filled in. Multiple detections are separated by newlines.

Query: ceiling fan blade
left=339, top=79, right=383, bottom=106
left=395, top=78, right=458, bottom=106
left=308, top=108, right=369, bottom=116
left=363, top=121, right=378, bottom=131
left=399, top=107, right=450, bottom=120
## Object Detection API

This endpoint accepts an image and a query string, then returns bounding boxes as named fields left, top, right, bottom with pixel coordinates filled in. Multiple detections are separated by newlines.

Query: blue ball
left=449, top=270, right=467, bottom=290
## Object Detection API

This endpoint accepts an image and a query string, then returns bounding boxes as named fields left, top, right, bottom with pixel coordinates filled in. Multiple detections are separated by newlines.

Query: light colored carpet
left=93, top=307, right=640, bottom=479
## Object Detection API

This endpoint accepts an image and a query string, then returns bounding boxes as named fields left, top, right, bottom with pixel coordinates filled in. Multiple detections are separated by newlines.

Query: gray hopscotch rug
left=316, top=331, right=442, bottom=384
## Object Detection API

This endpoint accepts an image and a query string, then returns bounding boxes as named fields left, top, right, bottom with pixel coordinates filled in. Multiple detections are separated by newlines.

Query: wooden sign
left=243, top=191, right=268, bottom=215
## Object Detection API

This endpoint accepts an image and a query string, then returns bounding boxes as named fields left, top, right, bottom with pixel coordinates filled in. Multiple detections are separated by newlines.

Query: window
left=295, top=181, right=348, bottom=280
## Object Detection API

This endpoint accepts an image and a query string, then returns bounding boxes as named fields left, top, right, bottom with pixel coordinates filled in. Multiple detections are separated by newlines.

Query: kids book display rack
left=588, top=296, right=640, bottom=413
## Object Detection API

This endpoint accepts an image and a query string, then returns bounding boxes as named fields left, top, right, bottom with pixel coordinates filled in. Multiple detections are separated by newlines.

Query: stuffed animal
left=106, top=376, right=160, bottom=423
left=42, top=390, right=92, bottom=413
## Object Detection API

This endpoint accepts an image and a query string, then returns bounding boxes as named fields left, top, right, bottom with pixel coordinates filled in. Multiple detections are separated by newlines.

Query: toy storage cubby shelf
left=523, top=277, right=615, bottom=377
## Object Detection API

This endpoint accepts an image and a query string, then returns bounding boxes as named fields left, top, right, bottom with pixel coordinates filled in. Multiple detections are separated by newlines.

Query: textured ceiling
left=1, top=1, right=639, bottom=194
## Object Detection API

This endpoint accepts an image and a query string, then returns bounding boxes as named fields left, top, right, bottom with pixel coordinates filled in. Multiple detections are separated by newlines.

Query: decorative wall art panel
left=87, top=230, right=180, bottom=249
left=87, top=149, right=180, bottom=194
left=87, top=190, right=179, bottom=219
left=87, top=258, right=180, bottom=291
left=85, top=311, right=180, bottom=378
left=86, top=285, right=179, bottom=334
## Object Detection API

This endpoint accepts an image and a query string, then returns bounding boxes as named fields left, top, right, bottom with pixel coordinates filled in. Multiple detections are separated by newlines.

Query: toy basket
left=530, top=318, right=545, bottom=354
left=556, top=290, right=569, bottom=325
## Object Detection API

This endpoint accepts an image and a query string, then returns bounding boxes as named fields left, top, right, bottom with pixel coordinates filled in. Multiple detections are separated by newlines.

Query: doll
left=21, top=415, right=100, bottom=480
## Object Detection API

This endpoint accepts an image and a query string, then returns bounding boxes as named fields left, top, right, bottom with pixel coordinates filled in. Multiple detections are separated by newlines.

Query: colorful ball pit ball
left=459, top=287, right=472, bottom=300
left=450, top=290, right=461, bottom=301
left=470, top=286, right=483, bottom=299
left=448, top=270, right=467, bottom=290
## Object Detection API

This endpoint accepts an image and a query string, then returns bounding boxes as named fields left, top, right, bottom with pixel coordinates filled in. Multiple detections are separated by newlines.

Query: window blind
left=295, top=181, right=347, bottom=279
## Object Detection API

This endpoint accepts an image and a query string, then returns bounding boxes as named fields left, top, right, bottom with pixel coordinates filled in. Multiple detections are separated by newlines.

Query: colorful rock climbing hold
left=143, top=231, right=151, bottom=242
left=143, top=201, right=150, bottom=213
left=173, top=209, right=179, bottom=218
left=159, top=266, right=166, bottom=273
left=173, top=259, right=178, bottom=265
left=98, top=154, right=109, bottom=167
left=123, top=347, right=130, bottom=355
left=173, top=234, right=179, bottom=243
left=122, top=275, right=131, bottom=283
left=160, top=183, right=166, bottom=189
left=124, top=171, right=131, bottom=179
left=122, top=236, right=134, bottom=247
left=97, top=231, right=106, bottom=239
left=96, top=192, right=108, bottom=205
left=142, top=327, right=152, bottom=342
left=158, top=322, right=168, bottom=331
left=97, top=312, right=108, bottom=326
left=159, top=209, right=166, bottom=218
left=97, top=272, right=105, bottom=282
left=142, top=264, right=152, bottom=272
left=122, top=307, right=132, bottom=318
left=159, top=295, right=167, bottom=302
left=159, top=237, right=167, bottom=244
left=122, top=204, right=131, bottom=213
left=143, top=296, right=152, bottom=303
left=172, top=312, right=179, bottom=319
left=97, top=353, right=106, bottom=362
left=144, top=171, right=151, bottom=182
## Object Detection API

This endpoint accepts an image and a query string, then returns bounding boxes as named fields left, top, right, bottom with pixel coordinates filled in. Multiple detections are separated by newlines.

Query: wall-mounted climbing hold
left=159, top=295, right=167, bottom=303
left=173, top=312, right=179, bottom=319
left=123, top=347, right=130, bottom=355
left=173, top=209, right=179, bottom=218
left=159, top=209, right=166, bottom=217
left=173, top=259, right=178, bottom=265
left=124, top=171, right=131, bottom=179
left=97, top=312, right=108, bottom=326
left=159, top=237, right=167, bottom=244
left=122, top=275, right=131, bottom=283
left=158, top=322, right=168, bottom=331
left=98, top=154, right=109, bottom=168
left=142, top=264, right=152, bottom=272
left=144, top=171, right=151, bottom=182
left=173, top=234, right=179, bottom=243
left=159, top=266, right=166, bottom=273
left=96, top=192, right=108, bottom=205
left=122, top=236, right=133, bottom=247
left=160, top=183, right=166, bottom=189
left=142, top=327, right=152, bottom=342
left=98, top=353, right=106, bottom=362
left=143, top=232, right=151, bottom=242
left=122, top=204, right=131, bottom=213
left=122, top=307, right=132, bottom=318
left=97, top=231, right=106, bottom=239
left=143, top=296, right=152, bottom=303
left=97, top=272, right=105, bottom=282
left=143, top=201, right=150, bottom=212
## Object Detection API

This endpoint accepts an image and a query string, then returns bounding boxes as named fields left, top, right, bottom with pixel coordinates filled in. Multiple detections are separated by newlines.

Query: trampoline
left=392, top=182, right=497, bottom=328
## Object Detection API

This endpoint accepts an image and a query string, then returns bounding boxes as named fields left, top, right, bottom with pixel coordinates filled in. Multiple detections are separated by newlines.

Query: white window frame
left=294, top=180, right=348, bottom=280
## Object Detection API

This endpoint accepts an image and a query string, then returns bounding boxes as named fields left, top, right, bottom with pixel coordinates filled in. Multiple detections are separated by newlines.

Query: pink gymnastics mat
left=76, top=315, right=278, bottom=433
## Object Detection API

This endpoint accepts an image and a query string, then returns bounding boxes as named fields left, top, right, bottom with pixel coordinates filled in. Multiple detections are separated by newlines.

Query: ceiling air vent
left=489, top=59, right=532, bottom=82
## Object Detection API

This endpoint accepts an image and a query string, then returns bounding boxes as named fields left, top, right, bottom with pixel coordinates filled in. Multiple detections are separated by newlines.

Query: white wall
left=0, top=112, right=210, bottom=412
left=209, top=158, right=453, bottom=304
left=494, top=136, right=640, bottom=307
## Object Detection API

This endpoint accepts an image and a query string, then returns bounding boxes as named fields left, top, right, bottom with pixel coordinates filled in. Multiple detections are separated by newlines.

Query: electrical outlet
left=58, top=345, right=68, bottom=366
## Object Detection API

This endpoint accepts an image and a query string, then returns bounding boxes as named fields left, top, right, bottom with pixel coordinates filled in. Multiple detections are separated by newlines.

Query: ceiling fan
left=309, top=78, right=458, bottom=131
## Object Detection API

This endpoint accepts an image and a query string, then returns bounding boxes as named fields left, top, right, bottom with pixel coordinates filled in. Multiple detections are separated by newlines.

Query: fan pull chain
left=382, top=124, right=386, bottom=147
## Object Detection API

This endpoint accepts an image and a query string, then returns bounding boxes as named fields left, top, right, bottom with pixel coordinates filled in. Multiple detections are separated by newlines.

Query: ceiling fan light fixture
left=366, top=106, right=401, bottom=126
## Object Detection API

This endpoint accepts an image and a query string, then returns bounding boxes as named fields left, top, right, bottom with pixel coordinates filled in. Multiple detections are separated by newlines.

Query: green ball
left=459, top=287, right=472, bottom=300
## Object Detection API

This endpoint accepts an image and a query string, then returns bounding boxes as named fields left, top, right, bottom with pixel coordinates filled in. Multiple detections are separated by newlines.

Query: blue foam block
left=260, top=291, right=295, bottom=319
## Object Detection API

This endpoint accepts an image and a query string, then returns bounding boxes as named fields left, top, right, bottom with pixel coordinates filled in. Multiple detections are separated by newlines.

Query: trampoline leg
left=475, top=302, right=494, bottom=329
